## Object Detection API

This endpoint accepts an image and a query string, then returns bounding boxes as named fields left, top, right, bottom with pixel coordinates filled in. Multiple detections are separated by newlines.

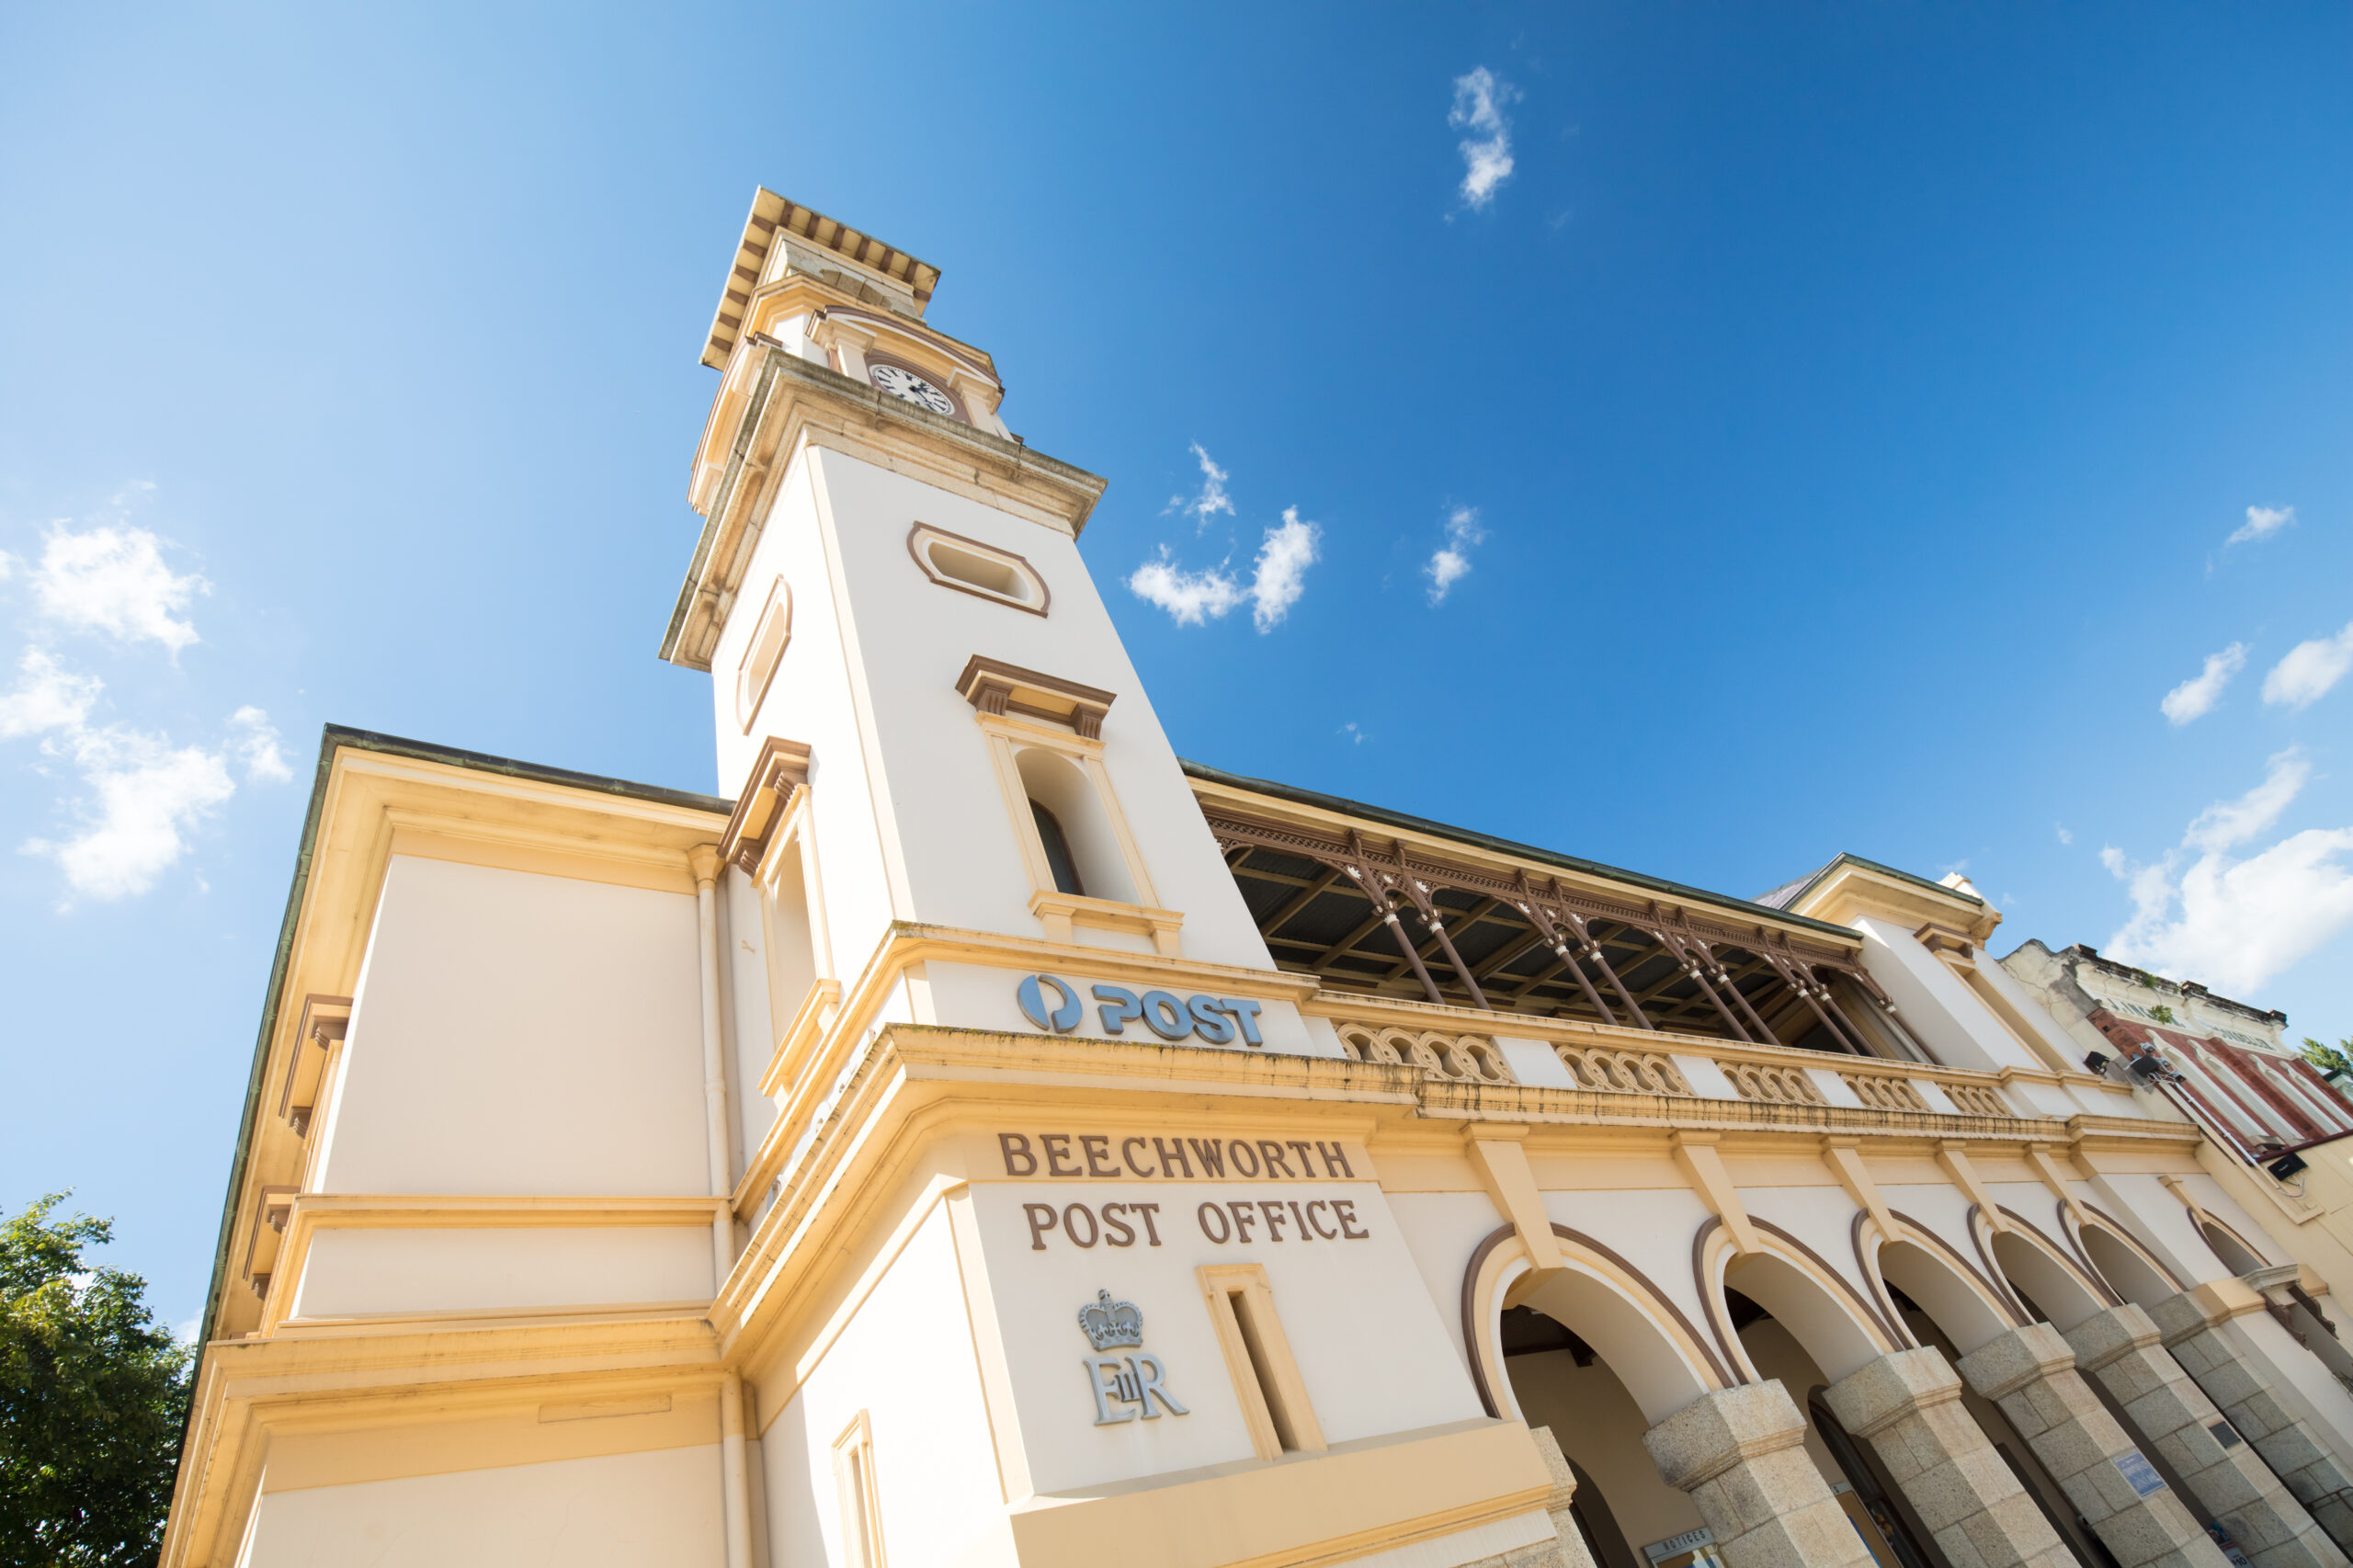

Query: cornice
left=662, top=347, right=1107, bottom=671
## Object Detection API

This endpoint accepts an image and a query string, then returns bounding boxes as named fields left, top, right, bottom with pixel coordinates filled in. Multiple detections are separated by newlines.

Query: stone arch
left=1698, top=1218, right=1899, bottom=1383
left=1462, top=1222, right=1725, bottom=1426
left=1867, top=1212, right=2021, bottom=1356
left=1986, top=1216, right=2119, bottom=1329
left=2075, top=1214, right=2185, bottom=1310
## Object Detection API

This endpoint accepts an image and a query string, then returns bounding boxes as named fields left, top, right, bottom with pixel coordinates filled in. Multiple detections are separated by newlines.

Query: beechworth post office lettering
left=996, top=1131, right=1371, bottom=1251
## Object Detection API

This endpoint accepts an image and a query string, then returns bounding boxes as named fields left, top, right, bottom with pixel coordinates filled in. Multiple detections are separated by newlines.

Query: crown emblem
left=1078, top=1290, right=1143, bottom=1352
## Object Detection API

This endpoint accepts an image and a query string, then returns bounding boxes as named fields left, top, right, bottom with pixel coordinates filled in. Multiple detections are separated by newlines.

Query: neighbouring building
left=165, top=191, right=2353, bottom=1568
left=2005, top=940, right=2353, bottom=1399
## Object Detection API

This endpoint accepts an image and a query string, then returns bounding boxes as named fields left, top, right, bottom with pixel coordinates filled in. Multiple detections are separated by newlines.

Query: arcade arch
left=1466, top=1226, right=1729, bottom=1568
left=2076, top=1220, right=2181, bottom=1312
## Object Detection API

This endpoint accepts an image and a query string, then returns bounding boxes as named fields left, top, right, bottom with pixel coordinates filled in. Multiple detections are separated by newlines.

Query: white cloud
left=1165, top=444, right=1235, bottom=530
left=2108, top=828, right=2353, bottom=995
left=2054, top=824, right=2073, bottom=846
left=1425, top=505, right=1485, bottom=604
left=0, top=649, right=102, bottom=739
left=1250, top=510, right=1319, bottom=631
left=1449, top=68, right=1518, bottom=210
left=2183, top=748, right=2308, bottom=852
left=2102, top=748, right=2353, bottom=994
left=2227, top=505, right=2294, bottom=546
left=23, top=725, right=236, bottom=901
left=1126, top=509, right=1322, bottom=634
left=31, top=524, right=209, bottom=653
left=2159, top=642, right=2246, bottom=725
left=1342, top=722, right=1366, bottom=744
left=229, top=706, right=292, bottom=783
left=2261, top=621, right=2353, bottom=710
left=1127, top=551, right=1245, bottom=627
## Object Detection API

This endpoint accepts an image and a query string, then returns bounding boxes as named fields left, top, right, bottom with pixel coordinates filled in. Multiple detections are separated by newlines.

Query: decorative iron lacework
left=1206, top=804, right=1930, bottom=1059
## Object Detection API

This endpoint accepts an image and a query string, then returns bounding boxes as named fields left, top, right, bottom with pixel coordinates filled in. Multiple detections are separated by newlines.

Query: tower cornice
left=659, top=345, right=1106, bottom=671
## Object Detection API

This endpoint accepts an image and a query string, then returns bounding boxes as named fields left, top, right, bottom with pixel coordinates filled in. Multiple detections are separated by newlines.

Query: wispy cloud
left=2261, top=621, right=2353, bottom=710
left=23, top=724, right=237, bottom=901
left=1449, top=68, right=1518, bottom=210
left=2183, top=747, right=2309, bottom=853
left=1250, top=510, right=1319, bottom=631
left=229, top=706, right=291, bottom=783
left=1127, top=551, right=1244, bottom=627
left=2160, top=642, right=2247, bottom=725
left=1341, top=722, right=1366, bottom=744
left=1165, top=443, right=1235, bottom=531
left=2055, top=824, right=2074, bottom=846
left=1127, top=509, right=1322, bottom=634
left=2103, top=748, right=2353, bottom=993
left=2227, top=505, right=2295, bottom=547
left=30, top=521, right=209, bottom=653
left=0, top=648, right=102, bottom=739
left=1425, top=505, right=1485, bottom=604
left=1, top=488, right=290, bottom=902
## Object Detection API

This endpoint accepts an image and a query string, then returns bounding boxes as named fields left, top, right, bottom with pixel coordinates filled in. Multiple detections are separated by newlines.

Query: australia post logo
left=1017, top=973, right=1264, bottom=1047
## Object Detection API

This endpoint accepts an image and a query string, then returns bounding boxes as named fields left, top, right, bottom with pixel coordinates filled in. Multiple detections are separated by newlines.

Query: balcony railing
left=1309, top=993, right=2054, bottom=1124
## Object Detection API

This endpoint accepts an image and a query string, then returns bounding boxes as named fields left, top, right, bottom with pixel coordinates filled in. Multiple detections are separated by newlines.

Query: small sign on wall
left=2113, top=1450, right=2166, bottom=1497
left=1018, top=973, right=1264, bottom=1046
left=1642, top=1527, right=1725, bottom=1568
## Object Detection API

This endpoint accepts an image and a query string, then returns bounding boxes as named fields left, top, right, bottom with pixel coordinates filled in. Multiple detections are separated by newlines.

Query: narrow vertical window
left=736, top=577, right=791, bottom=733
left=833, top=1412, right=885, bottom=1568
left=1197, top=1265, right=1324, bottom=1460
left=1029, top=800, right=1085, bottom=897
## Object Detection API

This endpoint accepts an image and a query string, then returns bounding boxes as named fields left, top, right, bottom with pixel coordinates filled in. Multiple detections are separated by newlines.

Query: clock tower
left=662, top=188, right=1335, bottom=1061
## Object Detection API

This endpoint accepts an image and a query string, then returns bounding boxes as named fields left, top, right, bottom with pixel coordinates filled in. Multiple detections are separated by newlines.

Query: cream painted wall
left=970, top=1176, right=1481, bottom=1494
left=289, top=1226, right=713, bottom=1319
left=1851, top=917, right=2042, bottom=1081
left=709, top=461, right=903, bottom=981
left=705, top=444, right=1283, bottom=994
left=761, top=1204, right=1015, bottom=1568
left=316, top=855, right=708, bottom=1198
left=234, top=1444, right=723, bottom=1567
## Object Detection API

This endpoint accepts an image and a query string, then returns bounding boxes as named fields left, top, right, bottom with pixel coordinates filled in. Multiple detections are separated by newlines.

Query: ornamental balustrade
left=1554, top=1042, right=1693, bottom=1096
left=1843, top=1074, right=1929, bottom=1113
left=1333, top=1021, right=1516, bottom=1085
left=1722, top=1062, right=1826, bottom=1106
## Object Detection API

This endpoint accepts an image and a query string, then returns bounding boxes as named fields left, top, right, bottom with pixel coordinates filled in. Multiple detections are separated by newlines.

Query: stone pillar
left=2152, top=1288, right=2353, bottom=1553
left=1643, top=1381, right=1875, bottom=1568
left=2067, top=1303, right=2347, bottom=1568
left=1528, top=1426, right=1603, bottom=1568
left=1822, top=1346, right=2078, bottom=1568
left=1957, top=1321, right=2226, bottom=1568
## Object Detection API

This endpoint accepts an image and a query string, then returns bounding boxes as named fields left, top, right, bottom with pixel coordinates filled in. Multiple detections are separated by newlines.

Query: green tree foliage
left=1, top=1194, right=192, bottom=1566
left=2304, top=1036, right=2353, bottom=1079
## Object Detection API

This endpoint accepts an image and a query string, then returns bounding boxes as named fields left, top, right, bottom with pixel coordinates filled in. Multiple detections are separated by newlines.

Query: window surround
left=908, top=523, right=1050, bottom=616
left=735, top=578, right=792, bottom=733
left=956, top=658, right=1177, bottom=954
left=832, top=1410, right=887, bottom=1568
left=1196, top=1263, right=1324, bottom=1460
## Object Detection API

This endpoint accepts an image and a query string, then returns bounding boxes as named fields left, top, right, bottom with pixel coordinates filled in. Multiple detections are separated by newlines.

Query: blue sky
left=3, top=2, right=2348, bottom=1327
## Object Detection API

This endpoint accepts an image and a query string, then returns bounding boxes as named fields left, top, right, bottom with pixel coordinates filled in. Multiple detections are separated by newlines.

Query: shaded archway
left=2077, top=1221, right=2180, bottom=1312
left=1987, top=1225, right=2116, bottom=1333
left=1466, top=1227, right=1732, bottom=1568
left=1707, top=1242, right=1934, bottom=1568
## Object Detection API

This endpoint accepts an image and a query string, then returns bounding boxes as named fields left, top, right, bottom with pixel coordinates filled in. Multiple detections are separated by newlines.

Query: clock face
left=870, top=363, right=957, bottom=417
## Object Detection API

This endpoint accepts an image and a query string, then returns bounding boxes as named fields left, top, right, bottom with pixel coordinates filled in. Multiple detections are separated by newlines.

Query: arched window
left=1015, top=746, right=1137, bottom=905
left=1029, top=800, right=1085, bottom=897
left=736, top=578, right=791, bottom=731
